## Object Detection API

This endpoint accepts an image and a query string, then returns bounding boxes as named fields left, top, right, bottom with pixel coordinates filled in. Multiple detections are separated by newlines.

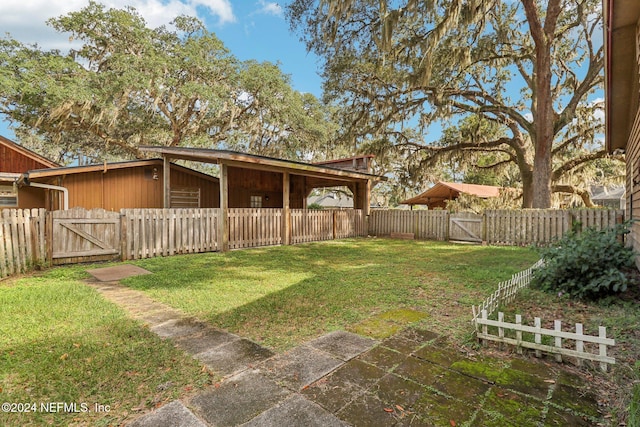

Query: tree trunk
left=532, top=141, right=552, bottom=208
left=531, top=34, right=554, bottom=209
left=524, top=0, right=560, bottom=209
left=521, top=169, right=534, bottom=208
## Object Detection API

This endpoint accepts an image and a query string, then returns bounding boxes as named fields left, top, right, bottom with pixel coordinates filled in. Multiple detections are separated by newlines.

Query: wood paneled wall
left=44, top=164, right=219, bottom=211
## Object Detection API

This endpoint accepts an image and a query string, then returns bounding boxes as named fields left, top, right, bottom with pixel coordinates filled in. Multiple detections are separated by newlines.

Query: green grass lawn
left=0, top=268, right=214, bottom=427
left=123, top=238, right=540, bottom=350
left=4, top=237, right=638, bottom=424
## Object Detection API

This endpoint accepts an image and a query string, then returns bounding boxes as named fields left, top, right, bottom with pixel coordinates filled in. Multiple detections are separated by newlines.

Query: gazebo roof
left=401, top=181, right=505, bottom=206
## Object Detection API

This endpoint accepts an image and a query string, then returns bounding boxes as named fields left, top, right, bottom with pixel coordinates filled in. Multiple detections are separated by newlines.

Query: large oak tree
left=0, top=2, right=337, bottom=165
left=287, top=0, right=621, bottom=208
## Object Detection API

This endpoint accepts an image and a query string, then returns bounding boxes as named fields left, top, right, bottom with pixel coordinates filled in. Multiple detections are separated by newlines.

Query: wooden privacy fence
left=369, top=210, right=448, bottom=240
left=122, top=208, right=219, bottom=260
left=485, top=209, right=624, bottom=245
left=0, top=208, right=46, bottom=279
left=229, top=208, right=282, bottom=249
left=370, top=208, right=624, bottom=245
left=475, top=310, right=615, bottom=372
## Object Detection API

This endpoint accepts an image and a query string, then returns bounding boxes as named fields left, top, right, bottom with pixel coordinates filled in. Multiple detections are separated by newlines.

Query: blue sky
left=0, top=0, right=323, bottom=140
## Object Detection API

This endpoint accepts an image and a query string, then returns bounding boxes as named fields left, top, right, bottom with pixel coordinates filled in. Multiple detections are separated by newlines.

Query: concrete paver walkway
left=86, top=265, right=604, bottom=427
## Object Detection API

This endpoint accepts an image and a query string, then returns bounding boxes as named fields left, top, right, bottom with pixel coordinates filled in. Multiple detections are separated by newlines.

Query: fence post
left=120, top=210, right=127, bottom=261
left=534, top=317, right=542, bottom=357
left=554, top=320, right=562, bottom=362
left=46, top=210, right=53, bottom=266
left=515, top=314, right=523, bottom=354
left=445, top=211, right=450, bottom=241
left=498, top=312, right=504, bottom=350
left=575, top=323, right=584, bottom=367
left=332, top=210, right=337, bottom=240
left=482, top=211, right=487, bottom=243
left=481, top=310, right=488, bottom=347
left=599, top=326, right=608, bottom=372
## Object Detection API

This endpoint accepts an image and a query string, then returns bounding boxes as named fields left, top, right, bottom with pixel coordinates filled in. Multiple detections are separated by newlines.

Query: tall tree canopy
left=0, top=2, right=337, bottom=165
left=287, top=0, right=622, bottom=208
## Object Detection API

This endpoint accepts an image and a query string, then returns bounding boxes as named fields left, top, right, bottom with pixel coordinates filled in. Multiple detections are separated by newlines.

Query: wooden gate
left=51, top=208, right=121, bottom=265
left=449, top=212, right=483, bottom=243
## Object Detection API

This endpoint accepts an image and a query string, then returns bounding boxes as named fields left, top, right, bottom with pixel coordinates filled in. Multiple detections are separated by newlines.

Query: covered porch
left=139, top=146, right=384, bottom=250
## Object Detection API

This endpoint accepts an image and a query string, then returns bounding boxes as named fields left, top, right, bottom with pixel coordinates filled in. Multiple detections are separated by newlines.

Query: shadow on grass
left=0, top=281, right=212, bottom=427
left=120, top=239, right=538, bottom=350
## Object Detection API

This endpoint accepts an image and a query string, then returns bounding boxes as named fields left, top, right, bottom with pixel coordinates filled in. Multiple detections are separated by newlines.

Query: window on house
left=0, top=185, right=18, bottom=208
left=250, top=195, right=262, bottom=208
left=170, top=187, right=200, bottom=208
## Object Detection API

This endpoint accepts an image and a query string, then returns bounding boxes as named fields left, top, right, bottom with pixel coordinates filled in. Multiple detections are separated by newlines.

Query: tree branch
left=552, top=184, right=594, bottom=208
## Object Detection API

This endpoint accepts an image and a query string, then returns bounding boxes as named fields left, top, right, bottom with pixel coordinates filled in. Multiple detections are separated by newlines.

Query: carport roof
left=139, top=146, right=385, bottom=184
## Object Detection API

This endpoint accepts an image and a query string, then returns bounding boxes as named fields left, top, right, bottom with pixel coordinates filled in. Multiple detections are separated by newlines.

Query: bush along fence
left=471, top=259, right=616, bottom=372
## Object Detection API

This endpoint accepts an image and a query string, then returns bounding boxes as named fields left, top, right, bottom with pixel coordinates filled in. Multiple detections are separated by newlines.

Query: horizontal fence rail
left=475, top=310, right=615, bottom=372
left=0, top=208, right=46, bottom=279
left=122, top=208, right=219, bottom=260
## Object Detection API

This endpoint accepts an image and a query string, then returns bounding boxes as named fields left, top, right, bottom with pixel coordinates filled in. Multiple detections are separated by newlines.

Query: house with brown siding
left=0, top=136, right=59, bottom=209
left=20, top=160, right=220, bottom=211
left=604, top=0, right=640, bottom=261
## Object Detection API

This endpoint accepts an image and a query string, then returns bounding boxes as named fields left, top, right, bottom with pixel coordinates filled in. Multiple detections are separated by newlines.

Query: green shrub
left=532, top=221, right=636, bottom=300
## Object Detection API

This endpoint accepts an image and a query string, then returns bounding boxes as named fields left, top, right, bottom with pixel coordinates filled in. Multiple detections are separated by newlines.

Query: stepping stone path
left=86, top=265, right=607, bottom=427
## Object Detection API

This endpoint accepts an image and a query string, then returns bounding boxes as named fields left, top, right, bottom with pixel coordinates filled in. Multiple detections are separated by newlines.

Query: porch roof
left=604, top=0, right=640, bottom=153
left=138, top=146, right=385, bottom=186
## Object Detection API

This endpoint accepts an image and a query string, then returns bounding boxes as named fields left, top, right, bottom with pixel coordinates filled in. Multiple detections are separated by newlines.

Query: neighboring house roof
left=0, top=135, right=60, bottom=170
left=21, top=159, right=218, bottom=183
left=401, top=181, right=506, bottom=206
left=592, top=186, right=625, bottom=201
left=604, top=0, right=640, bottom=153
left=307, top=193, right=354, bottom=208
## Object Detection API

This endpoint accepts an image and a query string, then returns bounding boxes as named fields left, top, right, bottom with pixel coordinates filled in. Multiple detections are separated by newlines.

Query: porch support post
left=218, top=162, right=229, bottom=252
left=163, top=156, right=171, bottom=208
left=282, top=171, right=291, bottom=245
left=363, top=179, right=371, bottom=215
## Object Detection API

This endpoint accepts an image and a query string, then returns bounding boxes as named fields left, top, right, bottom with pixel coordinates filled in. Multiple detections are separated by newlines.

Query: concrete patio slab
left=195, top=339, right=274, bottom=377
left=174, top=329, right=241, bottom=356
left=357, top=345, right=408, bottom=372
left=86, top=264, right=152, bottom=282
left=151, top=318, right=210, bottom=339
left=189, top=370, right=290, bottom=427
left=371, top=373, right=425, bottom=409
left=307, top=331, right=378, bottom=361
left=127, top=400, right=206, bottom=427
left=336, top=391, right=398, bottom=427
left=260, top=345, right=344, bottom=391
left=242, top=394, right=347, bottom=427
left=301, top=359, right=385, bottom=414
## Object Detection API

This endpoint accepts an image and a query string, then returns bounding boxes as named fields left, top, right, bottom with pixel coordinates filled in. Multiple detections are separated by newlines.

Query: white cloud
left=255, top=0, right=282, bottom=17
left=0, top=0, right=235, bottom=50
